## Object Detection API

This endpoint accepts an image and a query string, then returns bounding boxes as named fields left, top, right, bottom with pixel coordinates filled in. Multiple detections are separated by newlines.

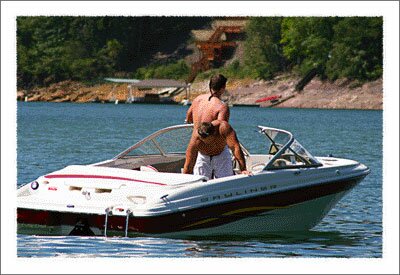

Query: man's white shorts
left=193, top=145, right=234, bottom=179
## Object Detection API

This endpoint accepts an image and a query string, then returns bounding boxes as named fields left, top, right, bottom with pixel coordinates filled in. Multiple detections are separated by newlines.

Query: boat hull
left=17, top=175, right=364, bottom=237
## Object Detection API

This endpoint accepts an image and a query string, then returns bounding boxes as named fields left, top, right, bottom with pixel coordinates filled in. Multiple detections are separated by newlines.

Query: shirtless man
left=183, top=120, right=252, bottom=179
left=185, top=74, right=230, bottom=128
left=184, top=74, right=250, bottom=178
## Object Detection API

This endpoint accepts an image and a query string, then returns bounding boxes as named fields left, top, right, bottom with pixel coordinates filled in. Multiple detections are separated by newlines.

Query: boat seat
left=139, top=165, right=159, bottom=172
left=250, top=163, right=266, bottom=173
left=272, top=158, right=292, bottom=167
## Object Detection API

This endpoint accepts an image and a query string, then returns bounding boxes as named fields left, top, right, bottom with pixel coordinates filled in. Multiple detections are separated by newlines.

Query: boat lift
left=104, top=78, right=190, bottom=104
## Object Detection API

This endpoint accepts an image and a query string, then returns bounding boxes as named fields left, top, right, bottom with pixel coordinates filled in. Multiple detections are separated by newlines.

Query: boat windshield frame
left=114, top=124, right=194, bottom=159
left=258, top=126, right=322, bottom=170
left=114, top=124, right=251, bottom=160
left=114, top=124, right=320, bottom=170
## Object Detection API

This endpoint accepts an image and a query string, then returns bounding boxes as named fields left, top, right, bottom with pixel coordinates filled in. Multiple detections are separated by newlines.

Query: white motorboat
left=17, top=124, right=369, bottom=237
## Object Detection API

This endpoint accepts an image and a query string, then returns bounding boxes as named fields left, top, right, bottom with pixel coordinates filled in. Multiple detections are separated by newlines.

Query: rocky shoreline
left=17, top=75, right=383, bottom=110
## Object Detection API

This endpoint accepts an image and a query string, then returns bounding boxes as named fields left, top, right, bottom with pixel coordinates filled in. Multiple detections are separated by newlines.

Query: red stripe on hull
left=44, top=174, right=166, bottom=186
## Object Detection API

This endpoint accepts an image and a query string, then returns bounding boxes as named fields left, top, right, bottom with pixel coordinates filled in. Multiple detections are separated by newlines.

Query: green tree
left=133, top=59, right=189, bottom=80
left=17, top=16, right=382, bottom=89
left=17, top=16, right=210, bottom=88
left=281, top=17, right=338, bottom=77
left=326, top=17, right=383, bottom=81
left=17, top=17, right=72, bottom=87
left=243, top=17, right=285, bottom=79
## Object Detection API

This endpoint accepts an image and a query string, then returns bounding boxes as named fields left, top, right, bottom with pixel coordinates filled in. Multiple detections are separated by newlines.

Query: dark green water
left=16, top=102, right=382, bottom=257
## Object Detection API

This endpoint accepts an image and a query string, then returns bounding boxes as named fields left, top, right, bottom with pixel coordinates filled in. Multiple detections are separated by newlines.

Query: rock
left=27, top=94, right=41, bottom=101
left=17, top=91, right=25, bottom=101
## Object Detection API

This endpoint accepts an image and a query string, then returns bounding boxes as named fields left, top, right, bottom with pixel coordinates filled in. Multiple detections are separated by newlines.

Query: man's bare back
left=186, top=74, right=230, bottom=127
left=186, top=94, right=229, bottom=129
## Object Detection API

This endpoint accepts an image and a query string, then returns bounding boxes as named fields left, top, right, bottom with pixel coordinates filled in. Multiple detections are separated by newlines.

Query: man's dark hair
left=208, top=74, right=227, bottom=100
left=198, top=122, right=216, bottom=138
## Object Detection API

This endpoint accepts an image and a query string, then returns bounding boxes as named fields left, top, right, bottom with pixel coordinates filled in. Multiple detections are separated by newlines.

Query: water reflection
left=17, top=229, right=368, bottom=258
left=178, top=230, right=363, bottom=257
left=16, top=219, right=381, bottom=257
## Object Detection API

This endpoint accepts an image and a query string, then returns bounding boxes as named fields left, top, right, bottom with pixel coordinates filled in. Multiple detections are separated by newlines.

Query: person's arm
left=183, top=137, right=199, bottom=174
left=185, top=105, right=194, bottom=124
left=217, top=104, right=230, bottom=122
left=223, top=124, right=252, bottom=175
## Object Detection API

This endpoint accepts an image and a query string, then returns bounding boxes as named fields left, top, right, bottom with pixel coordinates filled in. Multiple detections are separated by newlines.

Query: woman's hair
left=198, top=122, right=216, bottom=138
left=208, top=74, right=227, bottom=100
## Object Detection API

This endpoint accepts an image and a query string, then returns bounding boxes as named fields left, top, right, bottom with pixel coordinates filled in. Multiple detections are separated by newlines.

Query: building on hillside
left=187, top=18, right=248, bottom=83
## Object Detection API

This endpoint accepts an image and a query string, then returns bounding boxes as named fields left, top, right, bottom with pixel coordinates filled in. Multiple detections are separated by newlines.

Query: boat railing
left=258, top=126, right=322, bottom=170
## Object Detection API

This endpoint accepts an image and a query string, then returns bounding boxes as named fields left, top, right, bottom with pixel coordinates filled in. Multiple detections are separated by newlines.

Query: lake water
left=16, top=102, right=382, bottom=258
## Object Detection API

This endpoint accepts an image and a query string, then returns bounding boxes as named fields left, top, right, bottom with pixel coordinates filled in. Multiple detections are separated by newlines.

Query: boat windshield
left=115, top=124, right=320, bottom=170
left=259, top=126, right=321, bottom=170
left=116, top=125, right=193, bottom=158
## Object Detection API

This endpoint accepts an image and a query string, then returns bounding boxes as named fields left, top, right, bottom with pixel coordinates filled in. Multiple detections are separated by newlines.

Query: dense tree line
left=17, top=16, right=210, bottom=89
left=244, top=17, right=383, bottom=81
left=17, top=16, right=382, bottom=89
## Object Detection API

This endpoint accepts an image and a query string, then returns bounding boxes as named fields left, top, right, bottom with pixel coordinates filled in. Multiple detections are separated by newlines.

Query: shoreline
left=18, top=101, right=383, bottom=112
left=17, top=75, right=383, bottom=110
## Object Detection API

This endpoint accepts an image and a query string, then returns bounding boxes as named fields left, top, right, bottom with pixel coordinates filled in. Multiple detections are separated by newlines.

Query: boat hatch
left=258, top=126, right=322, bottom=170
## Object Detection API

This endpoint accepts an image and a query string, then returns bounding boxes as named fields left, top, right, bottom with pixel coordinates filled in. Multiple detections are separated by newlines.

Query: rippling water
left=16, top=102, right=382, bottom=258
